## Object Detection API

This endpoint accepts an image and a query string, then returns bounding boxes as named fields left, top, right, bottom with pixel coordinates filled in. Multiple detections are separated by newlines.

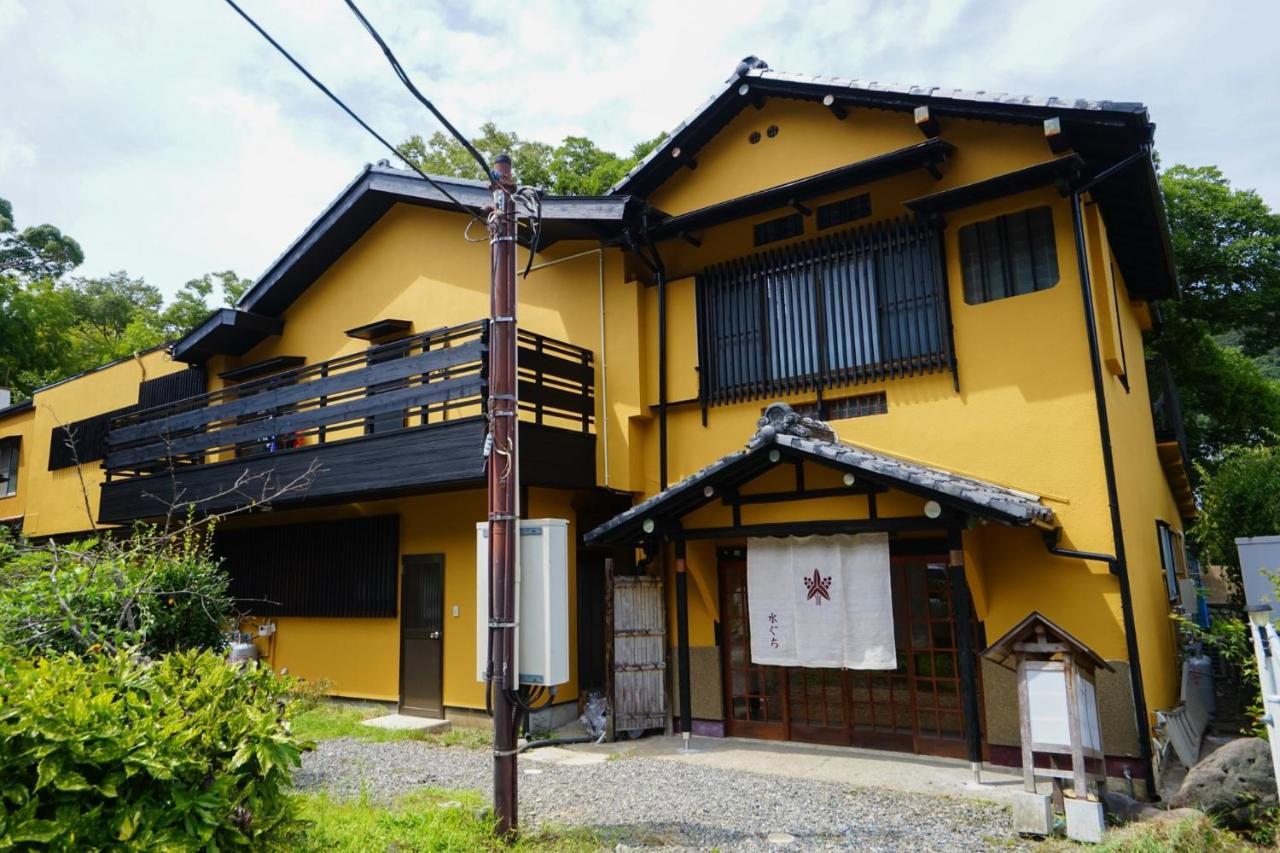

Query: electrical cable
left=343, top=0, right=491, bottom=177
left=221, top=0, right=487, bottom=226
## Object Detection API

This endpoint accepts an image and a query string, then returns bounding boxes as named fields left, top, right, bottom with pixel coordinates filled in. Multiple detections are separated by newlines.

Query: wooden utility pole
left=487, top=153, right=519, bottom=836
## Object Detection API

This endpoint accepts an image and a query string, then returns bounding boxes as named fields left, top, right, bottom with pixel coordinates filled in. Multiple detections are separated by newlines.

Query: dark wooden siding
left=137, top=368, right=207, bottom=411
left=48, top=407, right=134, bottom=470
left=217, top=515, right=399, bottom=617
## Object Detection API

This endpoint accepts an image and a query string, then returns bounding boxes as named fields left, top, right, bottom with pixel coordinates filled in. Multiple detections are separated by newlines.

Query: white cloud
left=0, top=0, right=1277, bottom=296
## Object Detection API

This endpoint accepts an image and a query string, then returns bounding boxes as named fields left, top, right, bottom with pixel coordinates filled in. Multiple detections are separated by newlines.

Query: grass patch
left=1095, top=814, right=1249, bottom=851
left=1043, top=813, right=1254, bottom=851
left=295, top=789, right=605, bottom=852
left=291, top=700, right=491, bottom=749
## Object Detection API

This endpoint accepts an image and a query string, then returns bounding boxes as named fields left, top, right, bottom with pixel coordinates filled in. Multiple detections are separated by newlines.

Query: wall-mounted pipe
left=1064, top=187, right=1155, bottom=797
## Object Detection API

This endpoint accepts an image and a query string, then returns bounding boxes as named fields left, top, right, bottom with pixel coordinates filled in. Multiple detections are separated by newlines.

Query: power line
left=221, top=0, right=487, bottom=226
left=343, top=0, right=491, bottom=178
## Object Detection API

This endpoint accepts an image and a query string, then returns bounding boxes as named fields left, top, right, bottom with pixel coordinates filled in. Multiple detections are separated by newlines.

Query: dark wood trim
left=218, top=356, right=307, bottom=382
left=677, top=516, right=954, bottom=540
left=904, top=155, right=1084, bottom=216
left=729, top=485, right=884, bottom=505
left=346, top=318, right=412, bottom=341
left=98, top=418, right=595, bottom=524
left=648, top=138, right=953, bottom=241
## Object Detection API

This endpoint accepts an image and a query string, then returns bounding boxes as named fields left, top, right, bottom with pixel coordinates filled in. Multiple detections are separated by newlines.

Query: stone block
left=1065, top=797, right=1106, bottom=844
left=1011, top=791, right=1053, bottom=837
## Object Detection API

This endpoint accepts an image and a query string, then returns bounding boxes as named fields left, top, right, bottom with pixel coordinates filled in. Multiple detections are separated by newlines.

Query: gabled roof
left=613, top=60, right=1176, bottom=301
left=584, top=402, right=1055, bottom=546
left=982, top=610, right=1113, bottom=673
left=172, top=164, right=642, bottom=363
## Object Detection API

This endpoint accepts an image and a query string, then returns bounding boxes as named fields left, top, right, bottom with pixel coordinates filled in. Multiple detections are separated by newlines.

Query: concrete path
left=559, top=733, right=1028, bottom=806
left=360, top=713, right=451, bottom=733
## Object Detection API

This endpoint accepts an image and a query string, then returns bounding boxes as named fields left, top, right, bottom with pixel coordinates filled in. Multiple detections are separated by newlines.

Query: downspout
left=630, top=213, right=669, bottom=491
left=526, top=248, right=609, bottom=488
left=1061, top=186, right=1156, bottom=796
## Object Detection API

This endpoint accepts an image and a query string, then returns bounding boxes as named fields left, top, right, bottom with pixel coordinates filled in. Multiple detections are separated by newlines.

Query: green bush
left=0, top=647, right=309, bottom=849
left=0, top=524, right=231, bottom=656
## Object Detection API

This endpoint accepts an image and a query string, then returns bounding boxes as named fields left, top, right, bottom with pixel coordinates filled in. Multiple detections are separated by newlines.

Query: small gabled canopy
left=612, top=59, right=1175, bottom=301
left=584, top=402, right=1055, bottom=546
left=172, top=308, right=283, bottom=365
left=982, top=610, right=1113, bottom=674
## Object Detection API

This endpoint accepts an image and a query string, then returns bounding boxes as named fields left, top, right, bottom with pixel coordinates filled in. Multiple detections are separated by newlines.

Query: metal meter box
left=476, top=519, right=569, bottom=686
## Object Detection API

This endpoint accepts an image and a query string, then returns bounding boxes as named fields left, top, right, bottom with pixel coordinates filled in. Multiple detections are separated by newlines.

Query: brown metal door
left=400, top=554, right=444, bottom=718
left=719, top=560, right=788, bottom=740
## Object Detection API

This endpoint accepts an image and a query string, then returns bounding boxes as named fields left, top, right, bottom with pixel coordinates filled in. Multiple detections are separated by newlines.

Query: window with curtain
left=0, top=438, right=18, bottom=498
left=697, top=217, right=951, bottom=405
left=959, top=205, right=1059, bottom=305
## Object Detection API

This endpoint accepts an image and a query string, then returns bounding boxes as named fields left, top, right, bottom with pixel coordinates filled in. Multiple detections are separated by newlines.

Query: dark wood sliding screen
left=696, top=217, right=953, bottom=405
left=216, top=514, right=399, bottom=617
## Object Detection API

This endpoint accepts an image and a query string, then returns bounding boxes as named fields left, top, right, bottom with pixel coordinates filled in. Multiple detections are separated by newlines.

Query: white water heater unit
left=476, top=518, right=569, bottom=686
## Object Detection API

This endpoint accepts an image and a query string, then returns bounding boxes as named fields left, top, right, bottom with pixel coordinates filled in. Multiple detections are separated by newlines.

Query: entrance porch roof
left=584, top=402, right=1056, bottom=546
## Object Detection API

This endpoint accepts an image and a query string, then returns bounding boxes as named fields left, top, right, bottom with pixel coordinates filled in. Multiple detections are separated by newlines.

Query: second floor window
left=0, top=438, right=18, bottom=498
left=959, top=205, right=1059, bottom=305
left=697, top=217, right=952, bottom=405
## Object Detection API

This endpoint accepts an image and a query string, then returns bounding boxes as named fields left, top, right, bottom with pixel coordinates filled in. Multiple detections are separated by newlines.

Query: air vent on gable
left=753, top=212, right=804, bottom=247
left=816, top=193, right=871, bottom=230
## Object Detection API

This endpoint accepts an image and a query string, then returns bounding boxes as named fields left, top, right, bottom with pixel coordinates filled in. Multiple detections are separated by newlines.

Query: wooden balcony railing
left=104, top=320, right=594, bottom=482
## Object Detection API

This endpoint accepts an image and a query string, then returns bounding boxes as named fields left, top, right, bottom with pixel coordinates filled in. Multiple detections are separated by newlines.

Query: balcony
left=98, top=320, right=595, bottom=524
left=1148, top=357, right=1196, bottom=517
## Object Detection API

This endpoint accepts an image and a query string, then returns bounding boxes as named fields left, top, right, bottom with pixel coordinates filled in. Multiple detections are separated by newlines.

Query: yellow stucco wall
left=0, top=406, right=34, bottom=522
left=218, top=210, right=645, bottom=494
left=235, top=486, right=580, bottom=710
left=634, top=98, right=1184, bottom=736
left=20, top=348, right=189, bottom=538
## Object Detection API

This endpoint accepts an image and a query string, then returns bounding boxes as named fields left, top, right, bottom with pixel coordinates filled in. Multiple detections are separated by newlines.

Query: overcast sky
left=2, top=0, right=1277, bottom=298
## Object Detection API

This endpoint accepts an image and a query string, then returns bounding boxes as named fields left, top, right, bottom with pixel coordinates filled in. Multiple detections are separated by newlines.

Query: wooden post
left=947, top=529, right=983, bottom=782
left=1017, top=659, right=1035, bottom=793
left=675, top=539, right=693, bottom=747
left=1064, top=656, right=1088, bottom=798
left=487, top=154, right=519, bottom=837
left=604, top=557, right=616, bottom=743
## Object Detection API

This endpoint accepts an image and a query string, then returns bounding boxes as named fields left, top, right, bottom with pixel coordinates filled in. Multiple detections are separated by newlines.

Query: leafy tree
left=160, top=270, right=252, bottom=338
left=1161, top=165, right=1280, bottom=352
left=1193, top=441, right=1280, bottom=571
left=1156, top=166, right=1280, bottom=468
left=59, top=271, right=168, bottom=367
left=1150, top=314, right=1280, bottom=463
left=397, top=123, right=666, bottom=195
left=0, top=196, right=84, bottom=280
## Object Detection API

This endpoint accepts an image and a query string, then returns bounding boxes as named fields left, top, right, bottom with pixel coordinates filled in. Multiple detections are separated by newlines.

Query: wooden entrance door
left=400, top=554, right=444, bottom=718
left=719, top=560, right=787, bottom=740
left=719, top=553, right=977, bottom=757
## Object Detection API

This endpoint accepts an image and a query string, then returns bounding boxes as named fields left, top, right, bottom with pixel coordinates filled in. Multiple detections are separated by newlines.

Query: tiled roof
left=611, top=63, right=1149, bottom=194
left=584, top=403, right=1055, bottom=545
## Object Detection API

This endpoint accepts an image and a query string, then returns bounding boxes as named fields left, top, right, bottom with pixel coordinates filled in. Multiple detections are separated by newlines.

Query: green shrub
left=0, top=647, right=309, bottom=849
left=0, top=524, right=231, bottom=656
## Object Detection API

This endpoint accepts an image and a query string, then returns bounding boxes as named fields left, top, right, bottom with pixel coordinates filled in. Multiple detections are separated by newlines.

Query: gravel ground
left=296, top=738, right=1024, bottom=851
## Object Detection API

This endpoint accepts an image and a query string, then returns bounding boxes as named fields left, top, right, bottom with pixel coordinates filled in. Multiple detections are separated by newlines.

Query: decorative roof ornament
left=731, top=55, right=770, bottom=80
left=749, top=402, right=837, bottom=449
